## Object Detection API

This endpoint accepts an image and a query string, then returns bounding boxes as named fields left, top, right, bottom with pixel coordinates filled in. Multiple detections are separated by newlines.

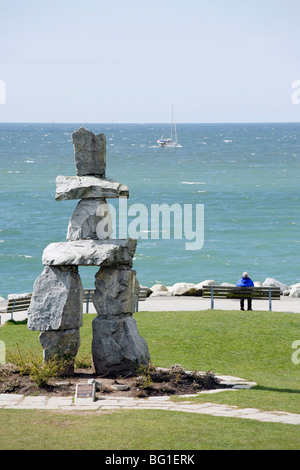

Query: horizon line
left=0, top=120, right=300, bottom=125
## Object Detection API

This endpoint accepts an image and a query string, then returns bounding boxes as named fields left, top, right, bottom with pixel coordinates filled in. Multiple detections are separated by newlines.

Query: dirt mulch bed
left=0, top=363, right=230, bottom=399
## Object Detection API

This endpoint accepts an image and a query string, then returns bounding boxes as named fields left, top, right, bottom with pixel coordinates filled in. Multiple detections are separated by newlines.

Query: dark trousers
left=240, top=299, right=252, bottom=310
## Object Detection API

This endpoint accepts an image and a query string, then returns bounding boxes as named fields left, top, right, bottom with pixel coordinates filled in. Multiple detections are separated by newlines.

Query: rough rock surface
left=93, top=268, right=139, bottom=316
left=92, top=315, right=150, bottom=376
left=7, top=292, right=32, bottom=300
left=72, top=127, right=106, bottom=177
left=289, top=283, right=300, bottom=297
left=182, top=280, right=218, bottom=296
left=55, top=175, right=129, bottom=201
left=262, top=277, right=289, bottom=294
left=67, top=198, right=113, bottom=240
left=150, top=290, right=172, bottom=297
left=27, top=266, right=83, bottom=331
left=150, top=284, right=169, bottom=293
left=42, top=239, right=137, bottom=267
left=171, top=282, right=195, bottom=296
left=39, top=328, right=81, bottom=374
left=26, top=127, right=149, bottom=378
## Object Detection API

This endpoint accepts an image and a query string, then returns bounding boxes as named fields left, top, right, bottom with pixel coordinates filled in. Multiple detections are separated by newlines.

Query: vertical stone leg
left=92, top=267, right=150, bottom=376
left=93, top=267, right=139, bottom=316
left=39, top=329, right=81, bottom=376
left=92, top=315, right=150, bottom=376
left=27, top=265, right=83, bottom=375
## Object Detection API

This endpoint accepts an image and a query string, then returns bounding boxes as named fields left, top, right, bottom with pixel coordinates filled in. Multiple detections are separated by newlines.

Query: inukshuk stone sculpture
left=28, top=127, right=150, bottom=376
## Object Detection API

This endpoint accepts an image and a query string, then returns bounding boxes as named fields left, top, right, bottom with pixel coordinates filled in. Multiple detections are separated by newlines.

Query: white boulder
left=289, top=283, right=300, bottom=297
left=170, top=283, right=195, bottom=296
left=262, top=278, right=289, bottom=294
left=151, top=284, right=168, bottom=292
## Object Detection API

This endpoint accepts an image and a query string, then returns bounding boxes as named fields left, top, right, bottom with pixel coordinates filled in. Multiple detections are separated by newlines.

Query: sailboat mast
left=170, top=104, right=173, bottom=141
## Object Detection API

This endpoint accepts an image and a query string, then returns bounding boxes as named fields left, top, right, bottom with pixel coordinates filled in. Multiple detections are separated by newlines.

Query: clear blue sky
left=1, top=0, right=300, bottom=123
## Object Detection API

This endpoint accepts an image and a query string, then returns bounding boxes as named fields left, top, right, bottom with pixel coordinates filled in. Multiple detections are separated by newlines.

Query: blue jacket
left=236, top=277, right=254, bottom=287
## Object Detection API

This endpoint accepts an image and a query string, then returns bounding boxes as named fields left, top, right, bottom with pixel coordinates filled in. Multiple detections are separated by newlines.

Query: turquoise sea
left=0, top=122, right=300, bottom=297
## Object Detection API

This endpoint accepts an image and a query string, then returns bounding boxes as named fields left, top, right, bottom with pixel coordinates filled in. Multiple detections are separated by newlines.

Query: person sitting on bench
left=236, top=272, right=254, bottom=310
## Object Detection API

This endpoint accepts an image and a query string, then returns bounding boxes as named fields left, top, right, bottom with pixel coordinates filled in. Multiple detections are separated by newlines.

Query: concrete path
left=1, top=295, right=300, bottom=325
left=1, top=392, right=300, bottom=425
left=86, top=295, right=300, bottom=314
left=137, top=295, right=300, bottom=313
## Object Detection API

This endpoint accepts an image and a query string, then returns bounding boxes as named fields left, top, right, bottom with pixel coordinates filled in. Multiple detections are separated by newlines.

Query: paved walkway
left=0, top=373, right=299, bottom=425
left=137, top=295, right=300, bottom=313
left=1, top=392, right=300, bottom=425
left=1, top=296, right=300, bottom=325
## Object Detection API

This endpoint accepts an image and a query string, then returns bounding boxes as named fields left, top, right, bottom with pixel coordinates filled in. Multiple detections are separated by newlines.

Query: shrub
left=7, top=345, right=72, bottom=387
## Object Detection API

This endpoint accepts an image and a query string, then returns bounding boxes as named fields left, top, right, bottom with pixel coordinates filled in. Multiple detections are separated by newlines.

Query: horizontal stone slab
left=42, top=239, right=137, bottom=267
left=55, top=175, right=129, bottom=201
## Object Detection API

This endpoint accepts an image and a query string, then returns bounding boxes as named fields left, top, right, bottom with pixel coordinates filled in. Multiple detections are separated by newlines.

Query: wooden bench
left=83, top=289, right=95, bottom=313
left=0, top=286, right=150, bottom=322
left=0, top=294, right=32, bottom=321
left=202, top=286, right=281, bottom=311
left=135, top=287, right=149, bottom=312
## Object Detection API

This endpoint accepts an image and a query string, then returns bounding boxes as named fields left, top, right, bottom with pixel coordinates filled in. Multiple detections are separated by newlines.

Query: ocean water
left=0, top=122, right=300, bottom=297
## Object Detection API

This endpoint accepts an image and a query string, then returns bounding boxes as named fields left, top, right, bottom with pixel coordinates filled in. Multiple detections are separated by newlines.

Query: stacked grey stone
left=28, top=127, right=150, bottom=376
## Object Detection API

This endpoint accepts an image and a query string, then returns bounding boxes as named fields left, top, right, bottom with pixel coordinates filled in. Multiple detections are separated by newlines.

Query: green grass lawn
left=0, top=309, right=300, bottom=450
left=135, top=310, right=300, bottom=415
left=0, top=409, right=299, bottom=450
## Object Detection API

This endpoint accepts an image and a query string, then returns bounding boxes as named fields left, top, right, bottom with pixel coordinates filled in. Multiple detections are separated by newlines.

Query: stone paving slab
left=0, top=393, right=300, bottom=425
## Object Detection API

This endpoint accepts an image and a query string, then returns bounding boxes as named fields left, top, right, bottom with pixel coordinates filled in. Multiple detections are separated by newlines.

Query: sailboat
left=157, top=105, right=179, bottom=148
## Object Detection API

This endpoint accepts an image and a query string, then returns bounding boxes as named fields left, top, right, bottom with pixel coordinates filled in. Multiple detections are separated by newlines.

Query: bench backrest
left=83, top=289, right=95, bottom=302
left=202, top=286, right=281, bottom=299
left=6, top=295, right=32, bottom=313
left=138, top=287, right=149, bottom=300
left=83, top=287, right=148, bottom=301
left=4, top=285, right=149, bottom=318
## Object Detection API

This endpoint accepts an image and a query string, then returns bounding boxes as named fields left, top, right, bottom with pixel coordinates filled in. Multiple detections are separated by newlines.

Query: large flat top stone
left=55, top=175, right=129, bottom=201
left=42, top=239, right=137, bottom=267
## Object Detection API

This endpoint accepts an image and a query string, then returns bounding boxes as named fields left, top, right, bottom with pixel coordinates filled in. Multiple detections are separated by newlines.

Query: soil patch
left=0, top=363, right=230, bottom=398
